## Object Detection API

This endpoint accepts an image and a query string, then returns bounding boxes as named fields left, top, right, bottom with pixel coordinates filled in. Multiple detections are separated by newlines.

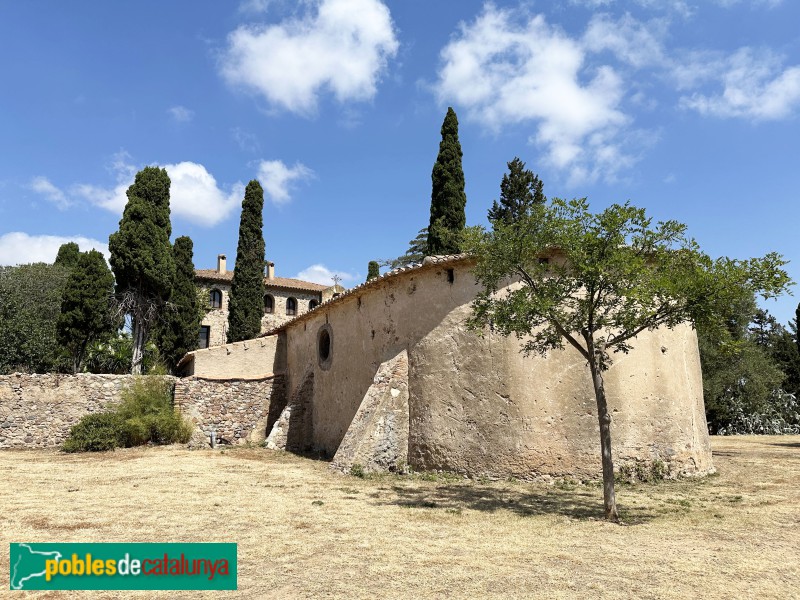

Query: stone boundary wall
left=1, top=373, right=285, bottom=450
left=174, top=375, right=285, bottom=446
left=0, top=373, right=149, bottom=449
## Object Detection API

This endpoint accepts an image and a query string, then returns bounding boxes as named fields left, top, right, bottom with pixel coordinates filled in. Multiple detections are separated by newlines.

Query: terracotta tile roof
left=195, top=269, right=328, bottom=292
left=261, top=254, right=475, bottom=336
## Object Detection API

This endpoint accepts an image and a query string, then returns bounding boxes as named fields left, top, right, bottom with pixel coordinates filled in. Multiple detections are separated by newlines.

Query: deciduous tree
left=466, top=197, right=790, bottom=521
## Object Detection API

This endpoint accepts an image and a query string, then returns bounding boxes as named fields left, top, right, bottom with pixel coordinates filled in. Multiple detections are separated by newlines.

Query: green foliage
left=62, top=412, right=124, bottom=453
left=366, top=261, right=380, bottom=282
left=57, top=250, right=117, bottom=374
left=488, top=157, right=545, bottom=225
left=386, top=228, right=428, bottom=269
left=349, top=463, right=366, bottom=478
left=62, top=376, right=192, bottom=452
left=154, top=236, right=200, bottom=372
left=108, top=167, right=174, bottom=374
left=466, top=198, right=791, bottom=367
left=0, top=263, right=71, bottom=374
left=228, top=180, right=266, bottom=343
left=53, top=242, right=81, bottom=269
left=466, top=196, right=791, bottom=519
left=716, top=390, right=800, bottom=435
left=84, top=334, right=161, bottom=374
left=428, top=107, right=466, bottom=255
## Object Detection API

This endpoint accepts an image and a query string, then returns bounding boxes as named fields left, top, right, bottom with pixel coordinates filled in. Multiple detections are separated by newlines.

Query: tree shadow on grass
left=374, top=482, right=659, bottom=524
left=767, top=441, right=800, bottom=448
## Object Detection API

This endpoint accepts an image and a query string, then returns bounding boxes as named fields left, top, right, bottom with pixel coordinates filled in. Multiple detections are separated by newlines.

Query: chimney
left=217, top=254, right=227, bottom=275
left=266, top=261, right=275, bottom=280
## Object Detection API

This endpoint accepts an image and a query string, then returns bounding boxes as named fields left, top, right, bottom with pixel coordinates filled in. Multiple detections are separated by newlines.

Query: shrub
left=716, top=390, right=800, bottom=435
left=62, top=376, right=193, bottom=452
left=62, top=412, right=124, bottom=453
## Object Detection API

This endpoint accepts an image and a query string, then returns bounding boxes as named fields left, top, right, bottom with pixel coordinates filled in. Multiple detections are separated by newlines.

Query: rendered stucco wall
left=183, top=334, right=286, bottom=379
left=280, top=259, right=713, bottom=479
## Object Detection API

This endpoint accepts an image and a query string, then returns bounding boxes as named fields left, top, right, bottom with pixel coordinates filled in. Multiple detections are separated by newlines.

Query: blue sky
left=1, top=0, right=798, bottom=324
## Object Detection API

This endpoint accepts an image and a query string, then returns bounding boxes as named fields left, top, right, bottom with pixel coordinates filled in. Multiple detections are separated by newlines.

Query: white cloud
left=583, top=13, right=667, bottom=69
left=435, top=6, right=637, bottom=184
left=164, top=162, right=244, bottom=226
left=295, top=264, right=356, bottom=286
left=73, top=153, right=244, bottom=226
left=0, top=232, right=108, bottom=266
left=257, top=160, right=314, bottom=204
left=168, top=105, right=195, bottom=122
left=29, top=177, right=70, bottom=209
left=678, top=48, right=800, bottom=120
left=219, top=0, right=399, bottom=115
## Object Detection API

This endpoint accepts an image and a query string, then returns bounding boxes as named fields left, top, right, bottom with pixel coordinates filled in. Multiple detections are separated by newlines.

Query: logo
left=9, top=543, right=237, bottom=591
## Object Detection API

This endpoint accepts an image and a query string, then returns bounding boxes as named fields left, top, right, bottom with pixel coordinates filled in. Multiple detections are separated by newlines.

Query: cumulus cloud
left=678, top=48, right=800, bottom=120
left=73, top=153, right=244, bottom=226
left=29, top=177, right=70, bottom=209
left=294, top=264, right=356, bottom=286
left=435, top=6, right=638, bottom=184
left=219, top=0, right=399, bottom=115
left=168, top=105, right=195, bottom=122
left=0, top=232, right=108, bottom=266
left=257, top=160, right=314, bottom=204
left=164, top=162, right=244, bottom=226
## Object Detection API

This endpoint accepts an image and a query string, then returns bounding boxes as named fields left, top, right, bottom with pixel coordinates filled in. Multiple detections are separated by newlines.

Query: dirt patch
left=1, top=436, right=798, bottom=598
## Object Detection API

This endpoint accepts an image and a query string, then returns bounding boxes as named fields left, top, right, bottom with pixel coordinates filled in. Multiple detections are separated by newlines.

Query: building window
left=264, top=294, right=274, bottom=314
left=446, top=268, right=455, bottom=283
left=209, top=289, right=222, bottom=309
left=199, top=326, right=210, bottom=349
left=286, top=297, right=297, bottom=316
left=309, top=299, right=319, bottom=310
left=318, top=324, right=333, bottom=370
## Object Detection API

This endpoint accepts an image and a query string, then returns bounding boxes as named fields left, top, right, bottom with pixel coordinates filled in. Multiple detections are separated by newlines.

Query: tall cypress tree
left=488, top=157, right=546, bottom=225
left=108, top=167, right=174, bottom=374
left=228, top=180, right=265, bottom=343
left=367, top=261, right=380, bottom=282
left=57, top=250, right=116, bottom=374
left=155, top=236, right=200, bottom=372
left=428, top=107, right=467, bottom=255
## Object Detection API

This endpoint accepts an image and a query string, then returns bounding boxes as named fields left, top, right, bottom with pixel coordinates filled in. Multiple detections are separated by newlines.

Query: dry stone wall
left=0, top=373, right=285, bottom=450
left=0, top=373, right=143, bottom=449
left=174, top=376, right=285, bottom=446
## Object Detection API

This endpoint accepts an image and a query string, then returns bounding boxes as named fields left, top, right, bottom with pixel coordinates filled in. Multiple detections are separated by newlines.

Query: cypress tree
left=428, top=107, right=467, bottom=255
left=228, top=180, right=266, bottom=343
left=54, top=242, right=81, bottom=269
left=155, top=236, right=200, bottom=372
left=57, top=250, right=116, bottom=374
left=108, top=167, right=174, bottom=374
left=488, top=157, right=546, bottom=225
left=367, top=261, right=380, bottom=282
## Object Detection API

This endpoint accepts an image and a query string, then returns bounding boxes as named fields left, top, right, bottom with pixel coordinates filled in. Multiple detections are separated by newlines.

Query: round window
left=317, top=325, right=333, bottom=369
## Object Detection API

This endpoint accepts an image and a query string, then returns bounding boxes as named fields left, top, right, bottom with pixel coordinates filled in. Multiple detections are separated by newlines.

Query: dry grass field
left=1, top=435, right=798, bottom=599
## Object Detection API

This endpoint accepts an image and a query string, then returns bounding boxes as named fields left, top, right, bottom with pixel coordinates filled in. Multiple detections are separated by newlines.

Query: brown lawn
left=1, top=435, right=798, bottom=599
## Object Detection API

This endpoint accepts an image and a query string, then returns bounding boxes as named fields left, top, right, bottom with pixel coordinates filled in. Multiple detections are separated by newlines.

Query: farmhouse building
left=180, top=254, right=714, bottom=481
left=194, top=254, right=341, bottom=347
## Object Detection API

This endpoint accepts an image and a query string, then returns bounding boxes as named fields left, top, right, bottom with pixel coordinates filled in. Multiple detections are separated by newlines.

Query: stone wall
left=0, top=373, right=144, bottom=449
left=174, top=375, right=285, bottom=446
left=0, top=373, right=285, bottom=450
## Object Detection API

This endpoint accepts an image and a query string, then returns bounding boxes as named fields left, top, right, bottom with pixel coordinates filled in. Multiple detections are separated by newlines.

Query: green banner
left=9, top=543, right=237, bottom=590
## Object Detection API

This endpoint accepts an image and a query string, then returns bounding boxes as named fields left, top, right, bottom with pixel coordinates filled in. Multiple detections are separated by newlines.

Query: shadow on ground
left=372, top=482, right=659, bottom=524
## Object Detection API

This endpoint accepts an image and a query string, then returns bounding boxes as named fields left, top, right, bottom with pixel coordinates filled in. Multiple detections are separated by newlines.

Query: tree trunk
left=131, top=316, right=145, bottom=375
left=588, top=354, right=620, bottom=522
